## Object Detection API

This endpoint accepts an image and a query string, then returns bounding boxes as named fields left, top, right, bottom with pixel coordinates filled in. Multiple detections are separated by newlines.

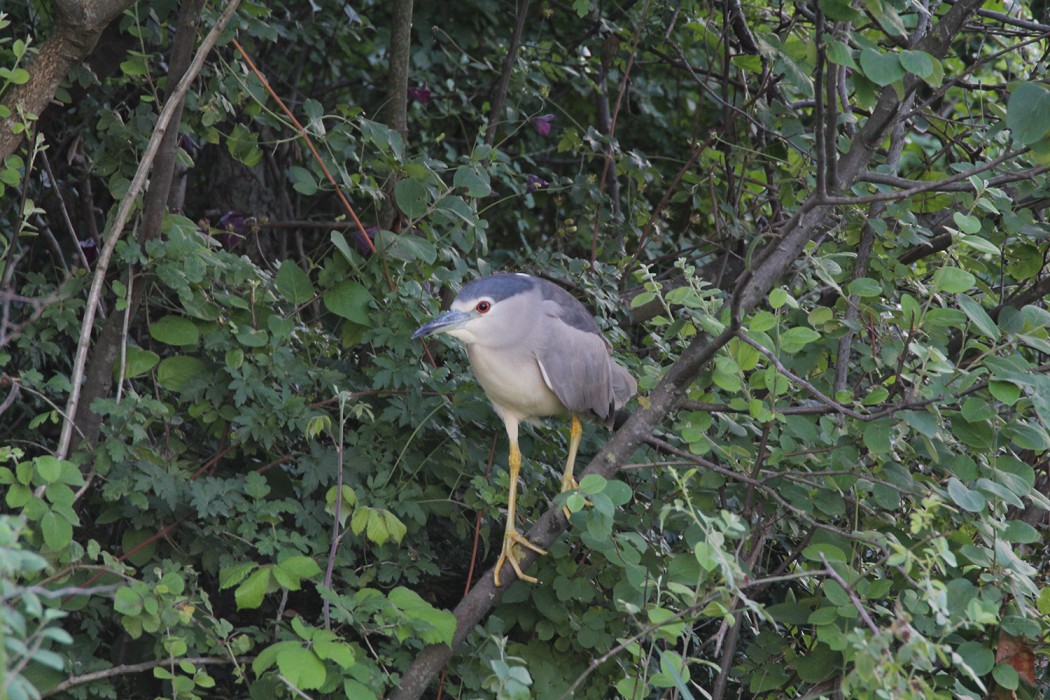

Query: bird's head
left=412, top=273, right=535, bottom=346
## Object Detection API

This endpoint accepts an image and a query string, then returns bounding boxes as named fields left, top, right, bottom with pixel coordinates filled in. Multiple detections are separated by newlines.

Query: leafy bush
left=2, top=0, right=1050, bottom=698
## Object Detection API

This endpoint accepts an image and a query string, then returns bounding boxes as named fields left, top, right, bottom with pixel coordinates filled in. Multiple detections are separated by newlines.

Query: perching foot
left=494, top=527, right=546, bottom=586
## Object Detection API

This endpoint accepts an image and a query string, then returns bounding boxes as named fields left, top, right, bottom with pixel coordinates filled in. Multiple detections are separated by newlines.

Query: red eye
left=475, top=301, right=491, bottom=313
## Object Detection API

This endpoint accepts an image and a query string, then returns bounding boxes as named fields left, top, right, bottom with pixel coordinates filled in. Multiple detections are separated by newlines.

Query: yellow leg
left=560, top=416, right=583, bottom=519
left=494, top=439, right=546, bottom=586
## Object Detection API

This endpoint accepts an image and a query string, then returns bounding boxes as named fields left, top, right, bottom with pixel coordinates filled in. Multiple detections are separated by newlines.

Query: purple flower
left=408, top=84, right=431, bottom=105
left=179, top=133, right=200, bottom=156
left=78, top=238, right=98, bottom=265
left=526, top=174, right=549, bottom=193
left=216, top=210, right=247, bottom=248
left=532, top=114, right=554, bottom=137
left=351, top=225, right=378, bottom=258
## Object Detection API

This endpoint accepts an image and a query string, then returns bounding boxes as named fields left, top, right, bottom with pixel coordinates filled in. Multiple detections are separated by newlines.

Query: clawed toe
left=494, top=529, right=546, bottom=586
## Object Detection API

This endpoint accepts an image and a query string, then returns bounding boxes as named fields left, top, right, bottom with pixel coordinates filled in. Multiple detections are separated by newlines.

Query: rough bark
left=0, top=0, right=136, bottom=159
left=379, top=0, right=414, bottom=229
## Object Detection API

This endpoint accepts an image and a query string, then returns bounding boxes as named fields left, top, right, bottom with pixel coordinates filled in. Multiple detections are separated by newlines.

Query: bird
left=413, top=272, right=636, bottom=585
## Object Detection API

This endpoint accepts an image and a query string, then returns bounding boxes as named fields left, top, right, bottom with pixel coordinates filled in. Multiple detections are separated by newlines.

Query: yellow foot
left=494, top=528, right=546, bottom=586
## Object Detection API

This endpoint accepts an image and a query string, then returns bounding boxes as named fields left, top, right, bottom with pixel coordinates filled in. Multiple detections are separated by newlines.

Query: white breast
left=466, top=344, right=566, bottom=424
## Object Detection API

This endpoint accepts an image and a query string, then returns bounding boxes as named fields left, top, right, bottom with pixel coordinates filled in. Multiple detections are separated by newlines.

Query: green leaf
left=694, top=541, right=718, bottom=571
left=946, top=477, right=986, bottom=513
left=780, top=327, right=821, bottom=353
left=276, top=261, right=315, bottom=304
left=254, top=641, right=300, bottom=674
left=1002, top=520, right=1039, bottom=544
left=323, top=280, right=374, bottom=325
left=959, top=235, right=1000, bottom=255
left=863, top=418, right=892, bottom=454
left=992, top=663, right=1019, bottom=690
left=1007, top=82, right=1050, bottom=145
left=219, top=562, right=256, bottom=589
left=382, top=510, right=407, bottom=544
left=122, top=346, right=159, bottom=378
left=120, top=57, right=148, bottom=77
left=453, top=164, right=492, bottom=197
left=288, top=165, right=318, bottom=195
left=344, top=680, right=379, bottom=699
left=952, top=212, right=981, bottom=234
left=156, top=356, right=207, bottom=392
left=956, top=641, right=994, bottom=675
left=825, top=39, right=858, bottom=68
left=235, top=327, right=268, bottom=347
left=277, top=645, right=327, bottom=690
left=989, top=380, right=1020, bottom=405
left=375, top=229, right=438, bottom=264
left=235, top=567, right=271, bottom=609
left=395, top=179, right=429, bottom=219
left=277, top=555, right=321, bottom=579
left=956, top=294, right=1000, bottom=340
left=899, top=50, right=936, bottom=79
left=931, top=267, right=975, bottom=293
left=114, top=586, right=144, bottom=616
left=859, top=49, right=904, bottom=86
left=847, top=277, right=881, bottom=297
left=35, top=456, right=63, bottom=484
left=579, top=474, right=607, bottom=495
left=389, top=586, right=456, bottom=645
left=314, top=640, right=355, bottom=668
left=149, top=315, right=200, bottom=346
left=40, top=510, right=73, bottom=550
left=749, top=311, right=776, bottom=332
left=820, top=0, right=861, bottom=18
left=1038, top=588, right=1050, bottom=615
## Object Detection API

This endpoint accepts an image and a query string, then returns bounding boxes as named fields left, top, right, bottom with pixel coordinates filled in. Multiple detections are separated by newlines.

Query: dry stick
left=322, top=401, right=348, bottom=630
left=46, top=656, right=253, bottom=696
left=483, top=0, right=531, bottom=146
left=55, top=0, right=243, bottom=461
left=39, top=151, right=91, bottom=269
left=389, top=1, right=988, bottom=696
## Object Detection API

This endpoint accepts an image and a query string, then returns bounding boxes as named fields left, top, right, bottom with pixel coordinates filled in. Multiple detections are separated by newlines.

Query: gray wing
left=533, top=298, right=617, bottom=420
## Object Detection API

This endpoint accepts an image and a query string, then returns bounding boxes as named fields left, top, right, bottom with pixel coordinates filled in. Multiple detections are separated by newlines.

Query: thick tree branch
left=380, top=0, right=414, bottom=230
left=0, top=0, right=136, bottom=159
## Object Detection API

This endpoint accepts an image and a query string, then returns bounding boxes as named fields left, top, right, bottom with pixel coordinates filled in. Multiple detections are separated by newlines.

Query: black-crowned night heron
left=413, top=273, right=636, bottom=585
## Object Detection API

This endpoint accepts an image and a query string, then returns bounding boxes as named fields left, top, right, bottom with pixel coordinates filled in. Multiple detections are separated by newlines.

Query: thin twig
left=820, top=553, right=880, bottom=635
left=484, top=0, right=531, bottom=145
left=46, top=656, right=253, bottom=696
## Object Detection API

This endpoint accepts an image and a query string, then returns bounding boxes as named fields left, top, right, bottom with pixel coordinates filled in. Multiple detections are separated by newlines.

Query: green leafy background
left=2, top=0, right=1050, bottom=698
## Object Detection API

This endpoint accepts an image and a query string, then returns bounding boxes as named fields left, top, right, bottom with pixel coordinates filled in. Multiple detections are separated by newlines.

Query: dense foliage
left=3, top=0, right=1050, bottom=698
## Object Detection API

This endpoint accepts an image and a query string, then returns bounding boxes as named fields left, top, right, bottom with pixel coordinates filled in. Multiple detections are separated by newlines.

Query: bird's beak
left=412, top=309, right=472, bottom=339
